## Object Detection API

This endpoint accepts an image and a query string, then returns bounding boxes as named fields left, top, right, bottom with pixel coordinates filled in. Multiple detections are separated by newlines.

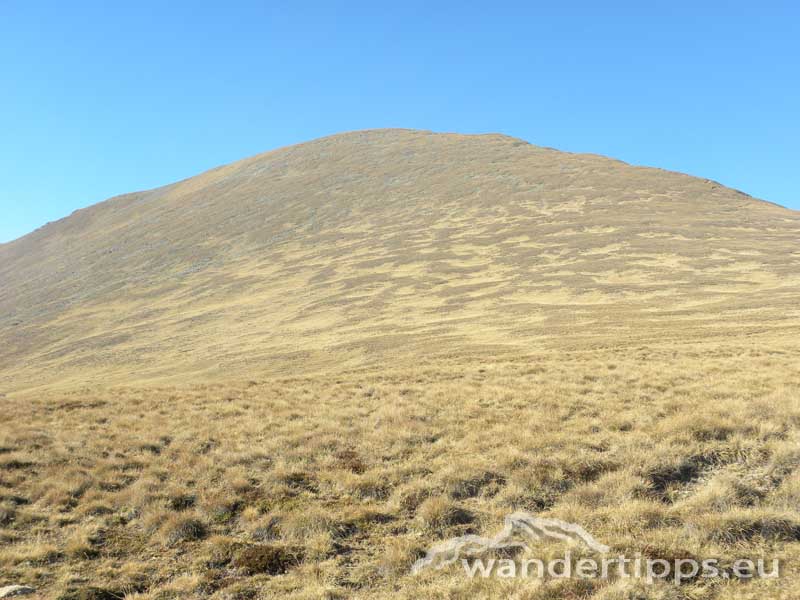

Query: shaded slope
left=1, top=129, right=798, bottom=390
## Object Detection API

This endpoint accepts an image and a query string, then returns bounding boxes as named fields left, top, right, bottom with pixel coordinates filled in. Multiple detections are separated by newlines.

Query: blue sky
left=1, top=1, right=798, bottom=243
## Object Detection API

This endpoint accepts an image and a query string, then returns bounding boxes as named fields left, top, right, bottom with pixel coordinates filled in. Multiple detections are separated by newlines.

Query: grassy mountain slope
left=1, top=129, right=798, bottom=391
left=2, top=131, right=800, bottom=600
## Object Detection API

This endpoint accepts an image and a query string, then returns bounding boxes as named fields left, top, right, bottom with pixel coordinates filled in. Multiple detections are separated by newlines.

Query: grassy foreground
left=2, top=343, right=799, bottom=599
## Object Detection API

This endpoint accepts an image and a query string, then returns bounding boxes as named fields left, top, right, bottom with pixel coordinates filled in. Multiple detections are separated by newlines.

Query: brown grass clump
left=416, top=496, right=475, bottom=533
left=231, top=543, right=304, bottom=575
left=160, top=515, right=208, bottom=545
left=0, top=502, right=16, bottom=526
left=56, top=587, right=127, bottom=600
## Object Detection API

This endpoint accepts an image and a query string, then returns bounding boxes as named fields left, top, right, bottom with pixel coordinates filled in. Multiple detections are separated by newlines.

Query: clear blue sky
left=1, top=1, right=798, bottom=243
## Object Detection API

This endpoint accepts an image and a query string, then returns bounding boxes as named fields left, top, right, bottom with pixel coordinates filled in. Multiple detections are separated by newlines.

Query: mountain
left=1, top=129, right=798, bottom=391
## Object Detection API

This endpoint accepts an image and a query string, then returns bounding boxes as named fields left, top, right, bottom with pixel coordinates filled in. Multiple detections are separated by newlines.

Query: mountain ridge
left=5, top=129, right=794, bottom=250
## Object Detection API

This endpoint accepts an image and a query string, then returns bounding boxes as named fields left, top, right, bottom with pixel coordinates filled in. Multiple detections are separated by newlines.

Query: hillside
left=1, top=129, right=798, bottom=392
left=3, top=130, right=800, bottom=599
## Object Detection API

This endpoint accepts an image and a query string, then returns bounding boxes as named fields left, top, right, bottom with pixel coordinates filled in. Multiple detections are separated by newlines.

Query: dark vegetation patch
left=0, top=458, right=35, bottom=470
left=644, top=451, right=726, bottom=502
left=167, top=493, right=196, bottom=511
left=232, top=544, right=304, bottom=576
left=57, top=587, right=129, bottom=600
left=708, top=515, right=800, bottom=544
left=164, top=517, right=207, bottom=544
left=448, top=471, right=506, bottom=499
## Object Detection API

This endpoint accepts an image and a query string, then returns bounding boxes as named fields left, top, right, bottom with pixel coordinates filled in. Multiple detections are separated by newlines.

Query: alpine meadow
left=2, top=129, right=800, bottom=599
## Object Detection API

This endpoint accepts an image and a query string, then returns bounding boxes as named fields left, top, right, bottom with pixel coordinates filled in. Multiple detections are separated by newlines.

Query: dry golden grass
left=2, top=345, right=800, bottom=598
left=2, top=131, right=800, bottom=598
left=1, top=130, right=799, bottom=393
